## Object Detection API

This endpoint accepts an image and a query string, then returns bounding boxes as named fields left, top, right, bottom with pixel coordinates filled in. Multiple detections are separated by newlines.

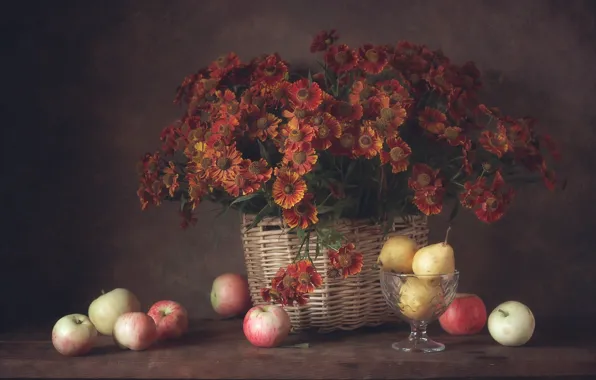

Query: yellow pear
left=412, top=242, right=455, bottom=276
left=377, top=235, right=417, bottom=273
left=398, top=277, right=444, bottom=320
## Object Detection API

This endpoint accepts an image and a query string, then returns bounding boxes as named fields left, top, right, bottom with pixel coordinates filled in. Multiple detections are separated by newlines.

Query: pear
left=412, top=227, right=455, bottom=277
left=88, top=288, right=141, bottom=336
left=377, top=235, right=417, bottom=273
left=398, top=277, right=444, bottom=321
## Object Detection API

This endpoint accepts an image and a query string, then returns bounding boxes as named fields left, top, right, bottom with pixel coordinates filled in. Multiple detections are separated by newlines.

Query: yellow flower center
left=282, top=274, right=296, bottom=288
left=389, top=147, right=404, bottom=161
left=365, top=49, right=379, bottom=63
left=201, top=157, right=212, bottom=169
left=249, top=162, right=262, bottom=175
left=340, top=133, right=355, bottom=148
left=485, top=197, right=498, bottom=210
left=425, top=193, right=438, bottom=205
left=382, top=84, right=393, bottom=93
left=294, top=203, right=308, bottom=216
left=264, top=65, right=277, bottom=76
left=338, top=253, right=353, bottom=268
left=334, top=51, right=348, bottom=64
left=212, top=140, right=225, bottom=151
left=358, top=135, right=373, bottom=149
left=444, top=127, right=459, bottom=140
left=234, top=174, right=245, bottom=187
left=294, top=109, right=306, bottom=119
left=215, top=56, right=228, bottom=68
left=298, top=272, right=311, bottom=287
left=292, top=151, right=307, bottom=165
left=417, top=173, right=431, bottom=187
left=380, top=107, right=394, bottom=120
left=256, top=117, right=269, bottom=130
left=289, top=129, right=304, bottom=142
left=318, top=125, right=330, bottom=138
left=312, top=116, right=323, bottom=126
left=216, top=157, right=231, bottom=170
left=227, top=102, right=239, bottom=115
left=296, top=88, right=310, bottom=101
left=284, top=184, right=294, bottom=194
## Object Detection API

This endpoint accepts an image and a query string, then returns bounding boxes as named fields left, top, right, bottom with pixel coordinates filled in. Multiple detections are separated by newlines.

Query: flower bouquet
left=137, top=30, right=560, bottom=327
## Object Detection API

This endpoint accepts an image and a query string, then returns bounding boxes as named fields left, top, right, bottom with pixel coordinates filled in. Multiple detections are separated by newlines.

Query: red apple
left=147, top=300, right=189, bottom=341
left=439, top=293, right=487, bottom=335
left=52, top=314, right=98, bottom=356
left=210, top=273, right=251, bottom=317
left=243, top=305, right=291, bottom=348
left=113, top=312, right=157, bottom=351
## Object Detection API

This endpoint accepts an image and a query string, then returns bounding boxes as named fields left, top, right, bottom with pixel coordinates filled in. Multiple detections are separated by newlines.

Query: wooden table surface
left=1, top=318, right=595, bottom=379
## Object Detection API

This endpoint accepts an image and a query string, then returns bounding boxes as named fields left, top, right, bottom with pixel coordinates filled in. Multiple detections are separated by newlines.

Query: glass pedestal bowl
left=380, top=270, right=459, bottom=353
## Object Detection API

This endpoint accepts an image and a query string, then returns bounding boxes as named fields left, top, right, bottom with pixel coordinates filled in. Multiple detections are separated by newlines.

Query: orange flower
left=290, top=260, right=323, bottom=294
left=282, top=193, right=319, bottom=229
left=217, top=89, right=242, bottom=120
left=207, top=143, right=242, bottom=184
left=248, top=111, right=281, bottom=141
left=253, top=53, right=289, bottom=88
left=324, top=44, right=359, bottom=73
left=282, top=107, right=312, bottom=130
left=353, top=123, right=383, bottom=159
left=261, top=267, right=309, bottom=306
left=459, top=177, right=488, bottom=209
left=187, top=174, right=209, bottom=209
left=479, top=124, right=511, bottom=158
left=380, top=136, right=412, bottom=173
left=246, top=158, right=273, bottom=183
left=272, top=168, right=307, bottom=209
left=378, top=94, right=407, bottom=130
left=439, top=126, right=466, bottom=147
left=211, top=116, right=239, bottom=144
left=287, top=78, right=323, bottom=111
left=376, top=79, right=412, bottom=104
left=282, top=141, right=318, bottom=175
left=408, top=163, right=442, bottom=191
left=328, top=243, right=364, bottom=279
left=208, top=52, right=241, bottom=78
left=418, top=107, right=447, bottom=134
left=329, top=100, right=364, bottom=122
left=413, top=186, right=445, bottom=216
left=358, top=44, right=389, bottom=74
left=474, top=171, right=514, bottom=223
left=310, top=112, right=342, bottom=150
left=162, top=161, right=180, bottom=197
left=282, top=123, right=315, bottom=152
left=310, top=29, right=339, bottom=53
left=329, top=123, right=358, bottom=157
left=221, top=161, right=251, bottom=197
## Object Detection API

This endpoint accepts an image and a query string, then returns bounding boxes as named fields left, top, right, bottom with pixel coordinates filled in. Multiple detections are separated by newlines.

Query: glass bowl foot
left=391, top=336, right=445, bottom=353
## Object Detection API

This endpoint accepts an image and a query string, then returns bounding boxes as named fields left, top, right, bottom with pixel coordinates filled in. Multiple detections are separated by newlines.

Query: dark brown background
left=2, top=0, right=595, bottom=331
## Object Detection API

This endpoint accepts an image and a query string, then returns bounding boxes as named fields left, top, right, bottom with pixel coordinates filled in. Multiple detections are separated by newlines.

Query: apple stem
left=443, top=225, right=452, bottom=246
left=101, top=289, right=105, bottom=295
left=498, top=308, right=509, bottom=317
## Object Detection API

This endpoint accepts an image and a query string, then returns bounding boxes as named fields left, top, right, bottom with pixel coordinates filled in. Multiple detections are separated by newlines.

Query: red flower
left=408, top=163, right=442, bottom=191
left=480, top=124, right=511, bottom=158
left=208, top=52, right=241, bottom=78
left=287, top=78, right=323, bottom=111
left=290, top=260, right=323, bottom=294
left=439, top=126, right=467, bottom=147
left=310, top=29, right=340, bottom=53
left=324, top=44, right=359, bottom=74
left=253, top=53, right=289, bottom=88
left=282, top=193, right=319, bottom=229
left=380, top=135, right=412, bottom=173
left=282, top=141, right=318, bottom=175
left=358, top=44, right=389, bottom=74
left=353, top=123, right=383, bottom=159
left=260, top=267, right=309, bottom=306
left=310, top=112, right=342, bottom=150
left=474, top=171, right=514, bottom=223
left=418, top=107, right=447, bottom=134
left=413, top=186, right=445, bottom=216
left=328, top=243, right=364, bottom=279
left=460, top=177, right=488, bottom=209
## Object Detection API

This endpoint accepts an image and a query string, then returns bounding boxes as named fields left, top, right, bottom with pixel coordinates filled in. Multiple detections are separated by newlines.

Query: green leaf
left=448, top=199, right=460, bottom=223
left=247, top=203, right=274, bottom=230
left=257, top=139, right=271, bottom=164
left=230, top=192, right=261, bottom=206
left=344, top=159, right=358, bottom=182
left=316, top=205, right=335, bottom=215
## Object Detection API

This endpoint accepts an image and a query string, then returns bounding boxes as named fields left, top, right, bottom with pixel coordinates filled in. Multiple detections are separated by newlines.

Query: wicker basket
left=241, top=214, right=429, bottom=333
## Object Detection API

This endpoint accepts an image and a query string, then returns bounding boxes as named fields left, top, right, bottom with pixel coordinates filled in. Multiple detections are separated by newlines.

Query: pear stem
left=443, top=225, right=452, bottom=246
